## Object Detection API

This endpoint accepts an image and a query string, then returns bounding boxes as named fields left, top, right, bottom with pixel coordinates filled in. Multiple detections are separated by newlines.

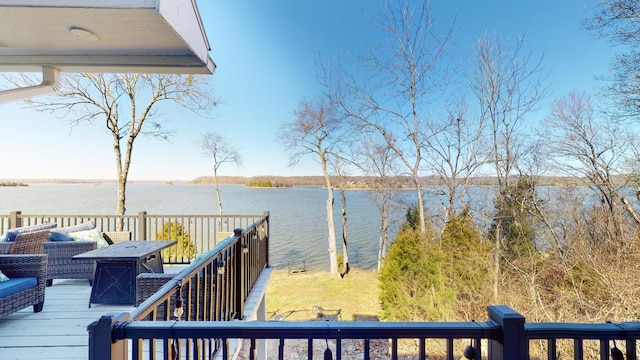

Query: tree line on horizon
left=189, top=174, right=601, bottom=188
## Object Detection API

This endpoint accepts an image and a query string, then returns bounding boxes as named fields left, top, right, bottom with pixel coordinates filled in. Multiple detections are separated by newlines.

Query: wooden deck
left=0, top=279, right=133, bottom=360
left=0, top=265, right=186, bottom=360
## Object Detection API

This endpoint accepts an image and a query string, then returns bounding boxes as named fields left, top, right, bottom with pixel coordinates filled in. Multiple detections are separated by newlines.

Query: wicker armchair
left=0, top=230, right=97, bottom=286
left=0, top=254, right=48, bottom=316
left=0, top=229, right=50, bottom=255
left=136, top=272, right=219, bottom=321
left=43, top=240, right=97, bottom=286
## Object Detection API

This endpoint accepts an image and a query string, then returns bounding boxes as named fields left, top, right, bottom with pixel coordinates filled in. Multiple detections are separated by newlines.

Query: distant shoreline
left=0, top=175, right=590, bottom=188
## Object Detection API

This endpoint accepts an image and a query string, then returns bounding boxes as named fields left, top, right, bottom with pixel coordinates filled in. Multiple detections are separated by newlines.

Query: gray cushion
left=2, top=223, right=57, bottom=242
left=50, top=220, right=96, bottom=236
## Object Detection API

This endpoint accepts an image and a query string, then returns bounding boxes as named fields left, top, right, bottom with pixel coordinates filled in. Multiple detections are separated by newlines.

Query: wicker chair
left=0, top=230, right=50, bottom=255
left=102, top=231, right=132, bottom=245
left=137, top=271, right=220, bottom=321
left=0, top=230, right=97, bottom=286
left=0, top=254, right=48, bottom=316
left=43, top=240, right=97, bottom=286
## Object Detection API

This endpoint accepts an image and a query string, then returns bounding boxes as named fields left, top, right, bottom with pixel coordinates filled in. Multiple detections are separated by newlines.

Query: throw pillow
left=69, top=228, right=109, bottom=248
left=0, top=268, right=9, bottom=282
left=49, top=231, right=74, bottom=242
left=2, top=222, right=58, bottom=242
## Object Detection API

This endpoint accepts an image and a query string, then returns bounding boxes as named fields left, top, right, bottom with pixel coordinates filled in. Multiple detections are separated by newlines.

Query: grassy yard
left=265, top=268, right=381, bottom=321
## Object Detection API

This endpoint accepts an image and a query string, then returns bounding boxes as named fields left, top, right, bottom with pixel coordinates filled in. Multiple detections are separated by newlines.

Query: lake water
left=0, top=183, right=397, bottom=271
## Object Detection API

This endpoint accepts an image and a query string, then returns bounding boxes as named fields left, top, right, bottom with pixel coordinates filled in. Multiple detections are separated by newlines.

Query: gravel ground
left=234, top=338, right=463, bottom=360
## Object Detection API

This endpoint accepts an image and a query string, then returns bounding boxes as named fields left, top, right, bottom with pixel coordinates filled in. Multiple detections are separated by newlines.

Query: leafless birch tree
left=27, top=73, right=218, bottom=220
left=280, top=97, right=348, bottom=278
left=339, top=0, right=452, bottom=234
left=201, top=131, right=242, bottom=215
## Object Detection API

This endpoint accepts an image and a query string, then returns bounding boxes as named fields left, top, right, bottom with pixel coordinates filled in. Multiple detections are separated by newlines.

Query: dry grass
left=265, top=268, right=381, bottom=321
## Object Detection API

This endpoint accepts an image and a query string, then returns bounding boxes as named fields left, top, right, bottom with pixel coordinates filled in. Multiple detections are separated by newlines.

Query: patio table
left=73, top=240, right=176, bottom=307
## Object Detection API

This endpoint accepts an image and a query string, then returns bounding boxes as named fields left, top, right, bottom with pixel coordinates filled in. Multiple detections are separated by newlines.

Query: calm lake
left=0, top=183, right=403, bottom=271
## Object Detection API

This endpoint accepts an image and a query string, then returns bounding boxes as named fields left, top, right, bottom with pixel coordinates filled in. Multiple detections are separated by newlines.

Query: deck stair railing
left=0, top=210, right=265, bottom=263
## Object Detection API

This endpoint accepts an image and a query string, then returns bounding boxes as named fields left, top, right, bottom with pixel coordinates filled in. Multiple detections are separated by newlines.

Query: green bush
left=489, top=177, right=541, bottom=261
left=439, top=208, right=492, bottom=312
left=156, top=222, right=197, bottom=262
left=378, top=228, right=456, bottom=321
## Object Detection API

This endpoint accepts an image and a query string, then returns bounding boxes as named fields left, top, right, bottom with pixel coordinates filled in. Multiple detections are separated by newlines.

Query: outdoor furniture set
left=0, top=222, right=132, bottom=316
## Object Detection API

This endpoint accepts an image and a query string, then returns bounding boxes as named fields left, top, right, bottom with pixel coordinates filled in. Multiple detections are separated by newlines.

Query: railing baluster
left=278, top=339, right=285, bottom=360
left=364, top=339, right=370, bottom=360
left=600, top=339, right=608, bottom=360
left=574, top=338, right=583, bottom=360
left=627, top=339, right=637, bottom=360
left=250, top=339, right=256, bottom=360
left=391, top=338, right=398, bottom=360
left=548, top=338, right=557, bottom=360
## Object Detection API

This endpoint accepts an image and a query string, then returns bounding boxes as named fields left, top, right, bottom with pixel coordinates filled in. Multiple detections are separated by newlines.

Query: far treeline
left=189, top=175, right=592, bottom=188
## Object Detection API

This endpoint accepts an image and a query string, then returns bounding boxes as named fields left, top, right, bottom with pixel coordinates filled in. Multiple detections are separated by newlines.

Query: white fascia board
left=0, top=0, right=157, bottom=8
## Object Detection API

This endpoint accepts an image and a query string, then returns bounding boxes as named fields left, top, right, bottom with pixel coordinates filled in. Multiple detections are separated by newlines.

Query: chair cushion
left=51, top=220, right=95, bottom=236
left=0, top=277, right=37, bottom=298
left=2, top=223, right=57, bottom=242
left=0, top=268, right=8, bottom=282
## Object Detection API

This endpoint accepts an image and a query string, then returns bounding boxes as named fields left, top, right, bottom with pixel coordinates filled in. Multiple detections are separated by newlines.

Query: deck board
left=0, top=279, right=134, bottom=360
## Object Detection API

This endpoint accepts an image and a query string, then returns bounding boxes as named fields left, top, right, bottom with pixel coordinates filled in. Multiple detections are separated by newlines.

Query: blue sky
left=0, top=0, right=617, bottom=181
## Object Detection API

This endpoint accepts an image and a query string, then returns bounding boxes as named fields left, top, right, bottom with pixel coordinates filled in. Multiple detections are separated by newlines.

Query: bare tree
left=423, top=94, right=488, bottom=227
left=201, top=131, right=242, bottom=215
left=585, top=0, right=640, bottom=120
left=357, top=136, right=403, bottom=271
left=339, top=0, right=452, bottom=234
left=544, top=92, right=640, bottom=239
left=468, top=33, right=547, bottom=301
left=280, top=96, right=348, bottom=278
left=27, top=73, right=218, bottom=221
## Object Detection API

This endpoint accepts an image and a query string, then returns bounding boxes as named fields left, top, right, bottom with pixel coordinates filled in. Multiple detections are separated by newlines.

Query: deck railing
left=0, top=211, right=266, bottom=263
left=85, top=215, right=640, bottom=360
left=89, top=302, right=640, bottom=360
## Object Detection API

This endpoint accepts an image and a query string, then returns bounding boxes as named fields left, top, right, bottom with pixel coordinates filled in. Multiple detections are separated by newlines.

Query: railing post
left=487, top=305, right=526, bottom=360
left=87, top=313, right=130, bottom=360
left=9, top=211, right=21, bottom=228
left=263, top=211, right=270, bottom=267
left=137, top=211, right=147, bottom=241
left=234, top=228, right=245, bottom=319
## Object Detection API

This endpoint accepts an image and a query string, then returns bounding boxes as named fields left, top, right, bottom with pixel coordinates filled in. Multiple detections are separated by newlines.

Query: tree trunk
left=493, top=218, right=501, bottom=302
left=322, top=161, right=339, bottom=278
left=378, top=193, right=389, bottom=272
left=213, top=167, right=223, bottom=216
left=340, top=187, right=350, bottom=276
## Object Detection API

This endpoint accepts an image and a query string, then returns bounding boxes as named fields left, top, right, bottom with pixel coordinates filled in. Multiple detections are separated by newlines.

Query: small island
left=0, top=182, right=28, bottom=187
left=244, top=179, right=291, bottom=188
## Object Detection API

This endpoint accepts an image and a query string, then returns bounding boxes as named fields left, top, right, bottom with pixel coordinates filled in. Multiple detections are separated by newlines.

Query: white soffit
left=0, top=0, right=216, bottom=74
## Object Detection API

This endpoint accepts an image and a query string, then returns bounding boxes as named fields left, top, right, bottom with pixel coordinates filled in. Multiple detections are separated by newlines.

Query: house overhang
left=0, top=0, right=216, bottom=74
